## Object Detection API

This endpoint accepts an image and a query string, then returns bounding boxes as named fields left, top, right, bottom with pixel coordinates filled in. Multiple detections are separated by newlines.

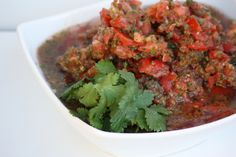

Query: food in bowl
left=38, top=0, right=236, bottom=133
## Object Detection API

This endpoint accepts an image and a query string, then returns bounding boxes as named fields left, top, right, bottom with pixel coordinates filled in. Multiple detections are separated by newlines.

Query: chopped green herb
left=168, top=42, right=177, bottom=50
left=70, top=108, right=89, bottom=122
left=60, top=60, right=169, bottom=132
left=95, top=60, right=116, bottom=74
left=77, top=83, right=99, bottom=107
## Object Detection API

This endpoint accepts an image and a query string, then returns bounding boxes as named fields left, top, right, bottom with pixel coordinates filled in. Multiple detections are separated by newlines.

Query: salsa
left=38, top=0, right=236, bottom=132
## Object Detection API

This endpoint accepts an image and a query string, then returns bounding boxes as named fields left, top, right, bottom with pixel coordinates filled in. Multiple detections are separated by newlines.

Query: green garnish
left=60, top=60, right=169, bottom=133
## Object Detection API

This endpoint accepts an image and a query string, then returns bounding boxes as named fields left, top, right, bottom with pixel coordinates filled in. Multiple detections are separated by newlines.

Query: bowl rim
left=17, top=0, right=236, bottom=139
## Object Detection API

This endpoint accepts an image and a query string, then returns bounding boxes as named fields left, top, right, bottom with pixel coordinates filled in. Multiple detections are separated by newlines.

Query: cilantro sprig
left=60, top=60, right=169, bottom=133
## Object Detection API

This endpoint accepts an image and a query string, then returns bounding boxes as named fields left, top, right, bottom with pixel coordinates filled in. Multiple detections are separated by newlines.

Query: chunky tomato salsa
left=38, top=0, right=236, bottom=133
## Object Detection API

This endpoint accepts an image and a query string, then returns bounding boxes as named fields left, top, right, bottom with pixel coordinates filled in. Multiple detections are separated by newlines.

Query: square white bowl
left=17, top=0, right=236, bottom=157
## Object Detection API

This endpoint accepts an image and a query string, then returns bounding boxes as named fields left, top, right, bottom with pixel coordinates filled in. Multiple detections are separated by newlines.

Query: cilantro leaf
left=110, top=70, right=157, bottom=132
left=135, top=109, right=149, bottom=131
left=62, top=60, right=169, bottom=133
left=102, top=85, right=125, bottom=106
left=88, top=93, right=106, bottom=129
left=78, top=83, right=99, bottom=107
left=102, top=112, right=111, bottom=131
left=110, top=109, right=129, bottom=132
left=119, top=70, right=136, bottom=84
left=145, top=106, right=167, bottom=132
left=95, top=73, right=120, bottom=90
left=104, top=70, right=139, bottom=131
left=118, top=86, right=138, bottom=121
left=153, top=105, right=170, bottom=116
left=96, top=60, right=116, bottom=74
left=134, top=90, right=154, bottom=108
left=70, top=108, right=89, bottom=122
left=60, top=81, right=84, bottom=101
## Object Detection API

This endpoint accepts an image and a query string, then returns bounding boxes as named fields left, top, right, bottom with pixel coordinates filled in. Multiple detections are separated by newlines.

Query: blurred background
left=0, top=0, right=103, bottom=30
left=0, top=0, right=236, bottom=30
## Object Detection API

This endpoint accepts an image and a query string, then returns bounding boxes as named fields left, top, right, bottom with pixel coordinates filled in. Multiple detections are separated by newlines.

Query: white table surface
left=0, top=31, right=235, bottom=157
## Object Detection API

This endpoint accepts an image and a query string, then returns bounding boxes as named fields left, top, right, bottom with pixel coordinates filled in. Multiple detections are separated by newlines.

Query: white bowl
left=17, top=0, right=236, bottom=157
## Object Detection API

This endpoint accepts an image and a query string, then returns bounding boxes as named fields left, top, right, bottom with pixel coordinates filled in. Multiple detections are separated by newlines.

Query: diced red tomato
left=92, top=40, right=105, bottom=52
left=208, top=50, right=217, bottom=59
left=223, top=64, right=234, bottom=76
left=208, top=50, right=230, bottom=62
left=112, top=45, right=136, bottom=59
left=186, top=17, right=202, bottom=32
left=100, top=8, right=111, bottom=26
left=172, top=32, right=181, bottom=42
left=141, top=20, right=152, bottom=35
left=219, top=53, right=230, bottom=62
left=211, top=25, right=217, bottom=32
left=173, top=5, right=189, bottom=17
left=188, top=41, right=208, bottom=51
left=192, top=32, right=207, bottom=41
left=92, top=40, right=106, bottom=59
left=159, top=72, right=177, bottom=92
left=114, top=30, right=138, bottom=47
left=138, top=58, right=152, bottom=71
left=147, top=0, right=169, bottom=23
left=138, top=58, right=169, bottom=78
left=162, top=53, right=172, bottom=62
left=111, top=17, right=128, bottom=29
left=223, top=41, right=235, bottom=53
left=103, top=31, right=114, bottom=45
